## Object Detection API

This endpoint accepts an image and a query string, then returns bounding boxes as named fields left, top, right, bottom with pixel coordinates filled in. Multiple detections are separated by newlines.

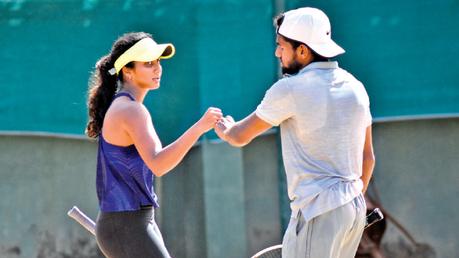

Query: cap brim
left=308, top=39, right=345, bottom=58
left=158, top=44, right=175, bottom=59
left=134, top=43, right=175, bottom=61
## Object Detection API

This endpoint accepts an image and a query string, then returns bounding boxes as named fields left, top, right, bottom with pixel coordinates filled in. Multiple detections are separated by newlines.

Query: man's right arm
left=214, top=112, right=273, bottom=147
left=215, top=80, right=292, bottom=147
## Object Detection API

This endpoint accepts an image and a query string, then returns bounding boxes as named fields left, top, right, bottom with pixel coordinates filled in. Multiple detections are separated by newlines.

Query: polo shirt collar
left=299, top=61, right=338, bottom=73
left=284, top=61, right=338, bottom=77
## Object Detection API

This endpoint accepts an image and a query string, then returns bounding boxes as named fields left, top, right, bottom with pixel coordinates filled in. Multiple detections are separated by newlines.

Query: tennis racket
left=365, top=208, right=383, bottom=229
left=251, top=244, right=282, bottom=258
left=67, top=206, right=96, bottom=236
left=251, top=208, right=384, bottom=258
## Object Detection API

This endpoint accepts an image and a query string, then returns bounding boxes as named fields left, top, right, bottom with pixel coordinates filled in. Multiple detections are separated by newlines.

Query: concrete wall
left=1, top=117, right=458, bottom=257
left=158, top=134, right=282, bottom=258
left=145, top=135, right=282, bottom=258
left=0, top=134, right=101, bottom=258
left=0, top=133, right=282, bottom=258
left=372, top=118, right=459, bottom=258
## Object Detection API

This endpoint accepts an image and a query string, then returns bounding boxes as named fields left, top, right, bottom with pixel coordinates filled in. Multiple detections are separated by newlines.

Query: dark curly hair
left=85, top=32, right=151, bottom=138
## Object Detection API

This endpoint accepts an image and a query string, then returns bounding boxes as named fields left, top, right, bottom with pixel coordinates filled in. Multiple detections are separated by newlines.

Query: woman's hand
left=196, top=107, right=223, bottom=133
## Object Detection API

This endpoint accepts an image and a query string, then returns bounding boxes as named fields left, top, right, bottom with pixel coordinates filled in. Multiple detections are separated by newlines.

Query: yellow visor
left=113, top=37, right=175, bottom=74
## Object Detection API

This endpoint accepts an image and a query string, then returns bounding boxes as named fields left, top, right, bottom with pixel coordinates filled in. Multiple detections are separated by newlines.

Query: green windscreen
left=287, top=0, right=459, bottom=118
left=1, top=0, right=458, bottom=142
left=0, top=0, right=277, bottom=143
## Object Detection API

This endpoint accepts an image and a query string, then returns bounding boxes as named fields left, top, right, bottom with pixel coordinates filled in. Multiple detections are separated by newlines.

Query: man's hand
left=214, top=115, right=235, bottom=141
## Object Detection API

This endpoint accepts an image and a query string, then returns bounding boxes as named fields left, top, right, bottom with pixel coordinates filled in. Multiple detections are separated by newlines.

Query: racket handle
left=365, top=208, right=384, bottom=229
left=67, top=206, right=96, bottom=236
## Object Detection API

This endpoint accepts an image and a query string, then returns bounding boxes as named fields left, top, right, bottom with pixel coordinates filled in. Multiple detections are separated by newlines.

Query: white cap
left=278, top=7, right=345, bottom=58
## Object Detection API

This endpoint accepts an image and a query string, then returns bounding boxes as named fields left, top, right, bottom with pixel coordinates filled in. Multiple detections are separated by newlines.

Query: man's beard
left=281, top=59, right=303, bottom=75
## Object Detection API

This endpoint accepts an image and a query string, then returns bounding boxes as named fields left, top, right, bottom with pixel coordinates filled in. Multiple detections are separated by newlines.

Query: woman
left=86, top=32, right=222, bottom=258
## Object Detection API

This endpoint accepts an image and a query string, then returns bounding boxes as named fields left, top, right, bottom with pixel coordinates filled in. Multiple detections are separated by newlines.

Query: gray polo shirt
left=256, top=61, right=372, bottom=222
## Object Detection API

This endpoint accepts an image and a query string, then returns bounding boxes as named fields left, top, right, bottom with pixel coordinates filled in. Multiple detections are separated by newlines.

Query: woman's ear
left=121, top=67, right=133, bottom=82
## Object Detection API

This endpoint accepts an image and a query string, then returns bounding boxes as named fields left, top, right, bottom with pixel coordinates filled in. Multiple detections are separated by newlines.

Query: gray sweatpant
left=282, top=194, right=366, bottom=258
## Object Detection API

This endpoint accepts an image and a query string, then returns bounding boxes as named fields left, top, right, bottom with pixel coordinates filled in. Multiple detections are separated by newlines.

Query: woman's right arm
left=121, top=104, right=222, bottom=177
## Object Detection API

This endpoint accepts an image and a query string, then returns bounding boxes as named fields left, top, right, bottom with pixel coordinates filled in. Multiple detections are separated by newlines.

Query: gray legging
left=95, top=207, right=171, bottom=258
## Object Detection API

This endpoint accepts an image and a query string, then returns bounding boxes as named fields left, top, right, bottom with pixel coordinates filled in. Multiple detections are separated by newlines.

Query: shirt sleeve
left=362, top=84, right=372, bottom=127
left=255, top=79, right=295, bottom=126
left=365, top=103, right=372, bottom=127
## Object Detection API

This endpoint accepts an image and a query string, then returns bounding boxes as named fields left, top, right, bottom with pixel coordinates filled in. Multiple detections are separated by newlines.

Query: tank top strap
left=114, top=92, right=135, bottom=101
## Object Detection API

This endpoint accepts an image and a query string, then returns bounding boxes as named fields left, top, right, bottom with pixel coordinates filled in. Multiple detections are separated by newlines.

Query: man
left=214, top=7, right=375, bottom=258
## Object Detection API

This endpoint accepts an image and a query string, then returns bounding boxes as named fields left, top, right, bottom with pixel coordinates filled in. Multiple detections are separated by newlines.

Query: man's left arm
left=361, top=125, right=376, bottom=193
left=214, top=112, right=273, bottom=147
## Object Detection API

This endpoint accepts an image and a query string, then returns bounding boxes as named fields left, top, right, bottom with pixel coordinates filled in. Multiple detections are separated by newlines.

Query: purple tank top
left=96, top=92, right=159, bottom=212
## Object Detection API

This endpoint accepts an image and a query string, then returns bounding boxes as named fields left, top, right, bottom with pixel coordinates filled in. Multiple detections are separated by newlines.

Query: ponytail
left=85, top=32, right=152, bottom=138
left=85, top=55, right=117, bottom=138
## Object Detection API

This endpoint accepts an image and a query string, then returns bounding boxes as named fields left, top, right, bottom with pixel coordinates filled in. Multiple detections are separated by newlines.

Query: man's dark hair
left=274, top=14, right=328, bottom=62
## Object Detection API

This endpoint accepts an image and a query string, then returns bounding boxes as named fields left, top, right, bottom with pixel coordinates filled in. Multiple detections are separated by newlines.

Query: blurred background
left=0, top=0, right=458, bottom=257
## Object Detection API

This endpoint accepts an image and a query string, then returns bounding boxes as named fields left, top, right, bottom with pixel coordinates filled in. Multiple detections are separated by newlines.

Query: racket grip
left=365, top=208, right=384, bottom=229
left=67, top=206, right=96, bottom=236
